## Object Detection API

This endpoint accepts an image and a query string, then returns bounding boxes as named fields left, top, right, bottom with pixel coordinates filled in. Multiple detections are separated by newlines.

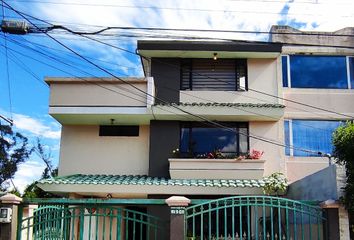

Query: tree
left=22, top=139, right=58, bottom=198
left=332, top=121, right=354, bottom=237
left=0, top=123, right=33, bottom=191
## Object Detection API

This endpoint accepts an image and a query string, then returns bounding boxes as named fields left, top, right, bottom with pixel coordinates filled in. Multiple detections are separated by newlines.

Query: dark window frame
left=180, top=58, right=248, bottom=91
left=99, top=125, right=140, bottom=137
left=179, top=121, right=249, bottom=158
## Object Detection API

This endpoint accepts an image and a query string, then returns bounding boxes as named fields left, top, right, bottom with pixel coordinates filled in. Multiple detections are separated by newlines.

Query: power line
left=0, top=46, right=47, bottom=87
left=1, top=0, right=13, bottom=121
left=0, top=38, right=148, bottom=104
left=5, top=0, right=354, bottom=18
left=2, top=34, right=339, bottom=134
left=4, top=9, right=350, bottom=123
left=4, top=2, right=326, bottom=156
left=8, top=9, right=350, bottom=121
left=65, top=32, right=354, bottom=120
left=3, top=5, right=354, bottom=38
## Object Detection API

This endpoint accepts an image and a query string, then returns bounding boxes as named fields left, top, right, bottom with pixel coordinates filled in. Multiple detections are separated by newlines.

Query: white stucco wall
left=58, top=125, right=149, bottom=176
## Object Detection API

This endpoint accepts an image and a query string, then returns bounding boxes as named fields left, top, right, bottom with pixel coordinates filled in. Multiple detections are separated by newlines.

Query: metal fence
left=185, top=196, right=325, bottom=240
left=17, top=203, right=164, bottom=240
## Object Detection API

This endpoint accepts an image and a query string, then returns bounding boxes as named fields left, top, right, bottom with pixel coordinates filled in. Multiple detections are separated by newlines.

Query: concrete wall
left=48, top=80, right=147, bottom=107
left=58, top=125, right=149, bottom=176
left=287, top=165, right=338, bottom=201
left=180, top=58, right=281, bottom=104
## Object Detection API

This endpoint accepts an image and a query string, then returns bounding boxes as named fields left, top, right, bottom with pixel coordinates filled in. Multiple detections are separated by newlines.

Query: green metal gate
left=185, top=196, right=325, bottom=240
left=17, top=204, right=164, bottom=240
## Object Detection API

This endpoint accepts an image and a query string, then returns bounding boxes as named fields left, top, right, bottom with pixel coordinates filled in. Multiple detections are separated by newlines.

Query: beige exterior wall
left=249, top=121, right=285, bottom=176
left=58, top=125, right=149, bottom=176
left=284, top=88, right=354, bottom=120
left=48, top=81, right=147, bottom=107
left=180, top=58, right=281, bottom=104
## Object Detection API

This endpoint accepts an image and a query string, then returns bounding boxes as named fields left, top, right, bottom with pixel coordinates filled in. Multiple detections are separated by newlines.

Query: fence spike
left=282, top=234, right=286, bottom=240
left=275, top=233, right=278, bottom=240
left=267, top=232, right=270, bottom=240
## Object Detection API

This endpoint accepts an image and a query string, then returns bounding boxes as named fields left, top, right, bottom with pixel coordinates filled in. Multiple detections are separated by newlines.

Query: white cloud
left=13, top=113, right=61, bottom=140
left=12, top=161, right=46, bottom=194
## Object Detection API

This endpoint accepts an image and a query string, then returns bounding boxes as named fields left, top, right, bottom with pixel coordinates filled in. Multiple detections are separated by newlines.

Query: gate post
left=166, top=196, right=191, bottom=240
left=0, top=193, right=23, bottom=240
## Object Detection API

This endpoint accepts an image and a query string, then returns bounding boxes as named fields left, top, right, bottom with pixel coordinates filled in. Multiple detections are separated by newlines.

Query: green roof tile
left=155, top=102, right=285, bottom=108
left=38, top=174, right=265, bottom=188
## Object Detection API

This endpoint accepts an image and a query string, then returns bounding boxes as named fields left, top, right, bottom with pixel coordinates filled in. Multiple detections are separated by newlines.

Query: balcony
left=45, top=77, right=155, bottom=125
left=169, top=158, right=265, bottom=180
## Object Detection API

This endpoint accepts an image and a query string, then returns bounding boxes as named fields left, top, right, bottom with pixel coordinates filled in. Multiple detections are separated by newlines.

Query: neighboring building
left=34, top=26, right=354, bottom=239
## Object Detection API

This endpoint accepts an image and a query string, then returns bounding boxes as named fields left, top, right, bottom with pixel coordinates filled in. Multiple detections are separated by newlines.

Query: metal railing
left=185, top=196, right=325, bottom=240
left=18, top=203, right=165, bottom=240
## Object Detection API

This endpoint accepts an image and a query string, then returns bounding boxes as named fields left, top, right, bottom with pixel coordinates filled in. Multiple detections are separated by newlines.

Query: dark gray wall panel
left=149, top=120, right=180, bottom=177
left=151, top=58, right=180, bottom=104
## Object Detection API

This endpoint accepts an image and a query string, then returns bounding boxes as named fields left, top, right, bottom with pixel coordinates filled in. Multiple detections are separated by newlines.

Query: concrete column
left=0, top=193, right=23, bottom=240
left=166, top=196, right=191, bottom=240
left=338, top=205, right=350, bottom=240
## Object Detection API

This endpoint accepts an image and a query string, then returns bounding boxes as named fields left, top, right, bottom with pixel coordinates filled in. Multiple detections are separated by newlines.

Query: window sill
left=169, top=158, right=265, bottom=180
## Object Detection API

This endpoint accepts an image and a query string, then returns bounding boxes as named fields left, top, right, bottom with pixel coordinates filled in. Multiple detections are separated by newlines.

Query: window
left=181, top=59, right=247, bottom=91
left=284, top=120, right=342, bottom=156
left=282, top=56, right=289, bottom=87
left=282, top=55, right=353, bottom=89
left=99, top=126, right=139, bottom=136
left=180, top=122, right=248, bottom=158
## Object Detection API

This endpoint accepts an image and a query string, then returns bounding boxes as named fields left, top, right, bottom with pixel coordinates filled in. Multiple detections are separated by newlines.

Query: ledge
left=169, top=158, right=265, bottom=180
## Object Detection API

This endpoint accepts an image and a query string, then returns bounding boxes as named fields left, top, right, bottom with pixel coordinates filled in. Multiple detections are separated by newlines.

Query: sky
left=0, top=0, right=353, bottom=193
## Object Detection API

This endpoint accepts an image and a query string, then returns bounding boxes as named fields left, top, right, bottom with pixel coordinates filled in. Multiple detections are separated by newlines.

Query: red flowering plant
left=248, top=149, right=264, bottom=159
left=234, top=149, right=264, bottom=160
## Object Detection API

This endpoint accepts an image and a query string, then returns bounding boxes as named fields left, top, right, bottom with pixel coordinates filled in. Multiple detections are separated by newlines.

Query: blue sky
left=0, top=0, right=353, bottom=192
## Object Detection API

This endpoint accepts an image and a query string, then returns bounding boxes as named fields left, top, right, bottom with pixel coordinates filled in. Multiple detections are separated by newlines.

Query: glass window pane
left=180, top=127, right=190, bottom=153
left=191, top=128, right=237, bottom=154
left=292, top=120, right=341, bottom=156
left=239, top=127, right=248, bottom=154
left=180, top=122, right=248, bottom=157
left=290, top=56, right=348, bottom=89
left=284, top=120, right=290, bottom=156
left=282, top=56, right=288, bottom=87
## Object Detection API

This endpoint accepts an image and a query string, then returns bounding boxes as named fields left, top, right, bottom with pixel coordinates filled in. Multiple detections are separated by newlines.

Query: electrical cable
left=4, top=2, right=345, bottom=156
left=2, top=5, right=354, bottom=39
left=69, top=33, right=354, bottom=120
left=2, top=34, right=338, bottom=135
left=1, top=0, right=13, bottom=121
left=1, top=10, right=348, bottom=127
left=5, top=0, right=354, bottom=18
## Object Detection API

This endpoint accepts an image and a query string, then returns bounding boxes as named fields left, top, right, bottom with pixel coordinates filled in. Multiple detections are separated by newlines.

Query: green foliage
left=262, top=172, right=288, bottom=196
left=333, top=121, right=354, bottom=237
left=0, top=123, right=33, bottom=191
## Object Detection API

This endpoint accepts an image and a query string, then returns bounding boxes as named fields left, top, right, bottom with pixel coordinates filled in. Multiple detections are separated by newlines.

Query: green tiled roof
left=155, top=102, right=285, bottom=108
left=38, top=175, right=266, bottom=188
